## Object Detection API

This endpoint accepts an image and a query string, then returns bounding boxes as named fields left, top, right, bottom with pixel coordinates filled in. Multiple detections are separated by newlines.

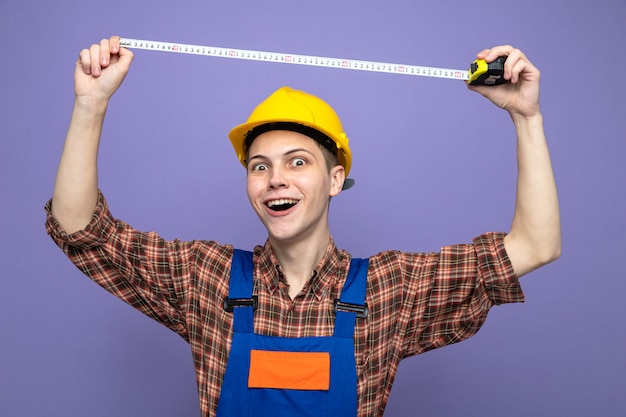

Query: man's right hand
left=75, top=36, right=133, bottom=102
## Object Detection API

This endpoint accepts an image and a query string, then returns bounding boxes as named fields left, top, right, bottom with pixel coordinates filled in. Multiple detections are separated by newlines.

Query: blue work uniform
left=216, top=249, right=369, bottom=417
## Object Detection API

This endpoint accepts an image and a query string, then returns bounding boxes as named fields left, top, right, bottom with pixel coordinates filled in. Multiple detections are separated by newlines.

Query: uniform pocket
left=248, top=350, right=330, bottom=390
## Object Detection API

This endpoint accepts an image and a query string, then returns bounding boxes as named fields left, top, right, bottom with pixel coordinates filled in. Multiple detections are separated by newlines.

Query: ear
left=329, top=164, right=346, bottom=197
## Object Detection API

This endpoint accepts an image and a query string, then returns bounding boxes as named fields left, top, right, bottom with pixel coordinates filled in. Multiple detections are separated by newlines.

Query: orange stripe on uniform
left=248, top=350, right=330, bottom=390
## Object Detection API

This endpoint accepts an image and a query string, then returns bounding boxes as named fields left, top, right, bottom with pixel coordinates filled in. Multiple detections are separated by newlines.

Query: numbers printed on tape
left=120, top=38, right=470, bottom=81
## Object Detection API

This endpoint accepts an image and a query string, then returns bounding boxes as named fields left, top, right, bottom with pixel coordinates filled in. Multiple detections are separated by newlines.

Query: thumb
left=113, top=47, right=135, bottom=73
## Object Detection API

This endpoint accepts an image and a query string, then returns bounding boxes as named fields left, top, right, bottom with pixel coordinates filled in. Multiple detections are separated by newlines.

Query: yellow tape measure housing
left=468, top=56, right=507, bottom=86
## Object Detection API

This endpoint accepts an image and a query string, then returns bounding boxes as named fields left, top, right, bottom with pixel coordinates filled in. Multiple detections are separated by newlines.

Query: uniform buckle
left=223, top=296, right=258, bottom=312
left=333, top=299, right=368, bottom=319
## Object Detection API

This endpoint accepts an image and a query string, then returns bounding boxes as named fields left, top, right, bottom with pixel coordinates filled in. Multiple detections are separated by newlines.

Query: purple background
left=1, top=0, right=625, bottom=416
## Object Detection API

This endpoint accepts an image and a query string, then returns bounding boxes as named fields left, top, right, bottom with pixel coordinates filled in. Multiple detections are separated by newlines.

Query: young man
left=46, top=36, right=560, bottom=417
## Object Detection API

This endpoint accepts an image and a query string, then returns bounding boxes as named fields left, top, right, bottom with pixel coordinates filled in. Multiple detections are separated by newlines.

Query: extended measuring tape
left=120, top=37, right=506, bottom=86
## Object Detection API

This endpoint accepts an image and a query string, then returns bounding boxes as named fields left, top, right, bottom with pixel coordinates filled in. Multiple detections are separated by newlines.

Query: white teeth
left=267, top=199, right=298, bottom=207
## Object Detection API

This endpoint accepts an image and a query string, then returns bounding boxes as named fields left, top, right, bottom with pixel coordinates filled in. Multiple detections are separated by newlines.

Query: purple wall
left=1, top=1, right=625, bottom=416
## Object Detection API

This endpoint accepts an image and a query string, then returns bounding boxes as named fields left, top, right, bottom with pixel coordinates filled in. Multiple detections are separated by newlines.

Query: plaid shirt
left=45, top=191, right=524, bottom=417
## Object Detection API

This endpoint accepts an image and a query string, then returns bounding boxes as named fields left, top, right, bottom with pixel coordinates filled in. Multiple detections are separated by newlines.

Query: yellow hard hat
left=228, top=86, right=353, bottom=178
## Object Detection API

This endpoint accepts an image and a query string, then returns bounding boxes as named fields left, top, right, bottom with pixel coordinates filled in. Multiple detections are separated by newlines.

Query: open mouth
left=266, top=199, right=299, bottom=212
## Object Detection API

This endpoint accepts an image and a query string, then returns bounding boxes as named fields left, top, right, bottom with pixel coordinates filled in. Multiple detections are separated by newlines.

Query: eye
left=290, top=157, right=307, bottom=167
left=250, top=162, right=269, bottom=172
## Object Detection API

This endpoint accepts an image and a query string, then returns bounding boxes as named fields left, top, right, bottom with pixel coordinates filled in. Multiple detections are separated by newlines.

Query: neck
left=269, top=232, right=331, bottom=298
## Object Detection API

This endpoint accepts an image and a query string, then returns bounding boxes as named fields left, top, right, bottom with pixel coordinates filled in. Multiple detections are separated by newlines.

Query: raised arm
left=51, top=36, right=133, bottom=234
left=468, top=46, right=561, bottom=277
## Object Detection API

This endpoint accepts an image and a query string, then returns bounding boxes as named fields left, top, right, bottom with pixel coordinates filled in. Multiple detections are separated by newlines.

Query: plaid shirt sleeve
left=367, top=232, right=523, bottom=360
left=44, top=190, right=233, bottom=342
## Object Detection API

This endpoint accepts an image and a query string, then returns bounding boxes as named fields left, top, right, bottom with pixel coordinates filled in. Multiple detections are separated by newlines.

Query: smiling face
left=246, top=130, right=345, bottom=247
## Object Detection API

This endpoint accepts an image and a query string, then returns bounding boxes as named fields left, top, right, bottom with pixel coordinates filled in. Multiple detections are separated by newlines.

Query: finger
left=109, top=36, right=120, bottom=54
left=89, top=44, right=103, bottom=76
left=78, top=48, right=92, bottom=75
left=475, top=48, right=491, bottom=60
left=509, top=57, right=538, bottom=85
left=117, top=45, right=135, bottom=64
left=99, top=38, right=111, bottom=67
left=478, top=45, right=520, bottom=65
left=110, top=45, right=134, bottom=77
left=502, top=49, right=528, bottom=81
left=490, top=45, right=517, bottom=62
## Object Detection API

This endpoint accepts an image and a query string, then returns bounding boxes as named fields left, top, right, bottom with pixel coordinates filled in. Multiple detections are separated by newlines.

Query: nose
left=268, top=166, right=289, bottom=189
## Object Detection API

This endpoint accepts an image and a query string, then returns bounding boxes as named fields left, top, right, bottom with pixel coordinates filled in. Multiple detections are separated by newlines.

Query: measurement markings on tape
left=120, top=38, right=470, bottom=81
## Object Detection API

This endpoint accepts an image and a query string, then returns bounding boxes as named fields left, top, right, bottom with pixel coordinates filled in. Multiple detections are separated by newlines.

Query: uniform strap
left=334, top=257, right=369, bottom=338
left=225, top=249, right=255, bottom=333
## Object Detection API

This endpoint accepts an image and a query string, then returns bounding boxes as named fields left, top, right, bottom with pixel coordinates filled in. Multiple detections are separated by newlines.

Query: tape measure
left=120, top=37, right=506, bottom=86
